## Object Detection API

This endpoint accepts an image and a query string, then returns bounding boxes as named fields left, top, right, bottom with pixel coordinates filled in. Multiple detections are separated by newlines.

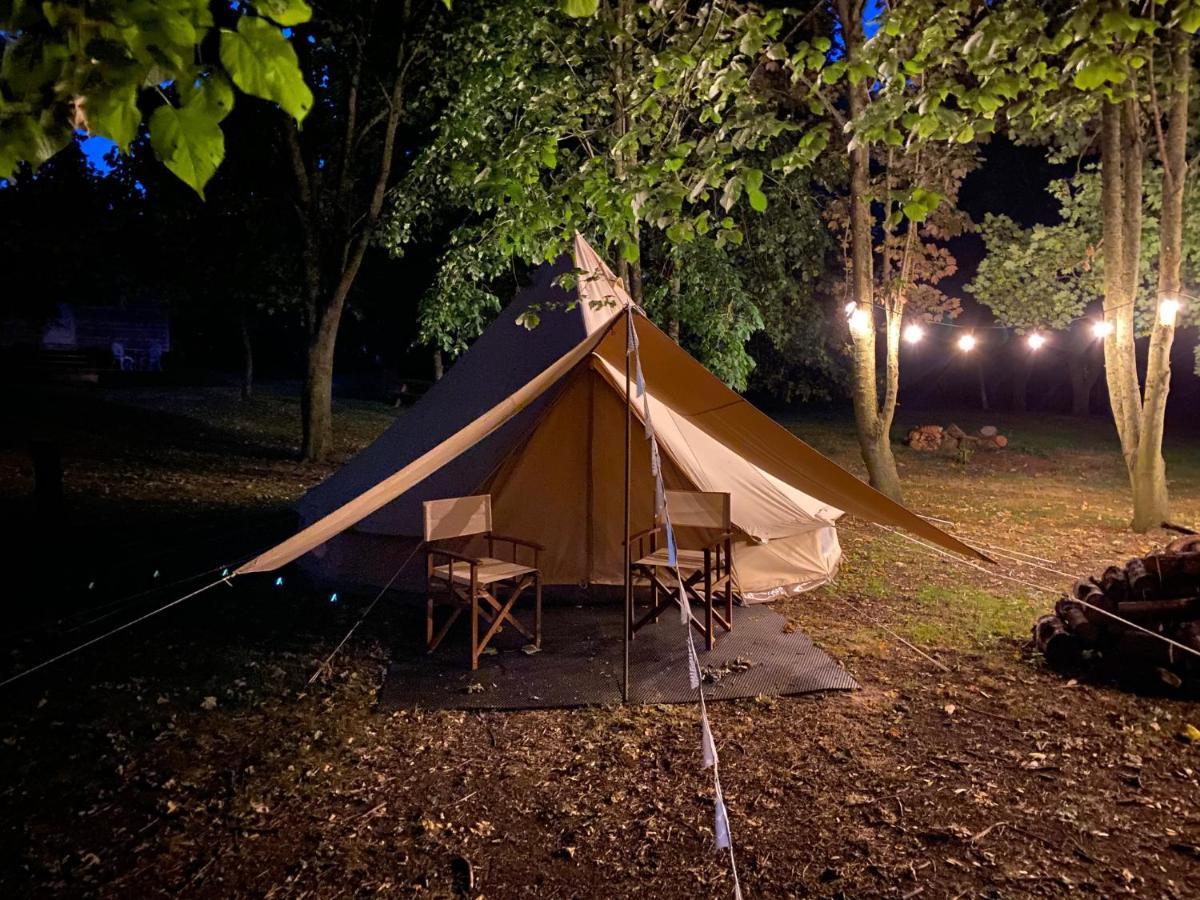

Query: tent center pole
left=623, top=310, right=632, bottom=703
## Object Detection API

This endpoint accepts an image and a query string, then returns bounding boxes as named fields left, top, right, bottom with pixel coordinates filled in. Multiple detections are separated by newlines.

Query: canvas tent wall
left=240, top=235, right=982, bottom=591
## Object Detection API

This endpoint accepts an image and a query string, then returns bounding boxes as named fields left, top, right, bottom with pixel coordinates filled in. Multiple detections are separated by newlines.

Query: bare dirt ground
left=1, top=385, right=1198, bottom=898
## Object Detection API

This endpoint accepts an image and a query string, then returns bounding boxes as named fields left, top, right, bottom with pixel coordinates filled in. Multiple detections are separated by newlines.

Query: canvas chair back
left=664, top=490, right=730, bottom=530
left=424, top=494, right=493, bottom=542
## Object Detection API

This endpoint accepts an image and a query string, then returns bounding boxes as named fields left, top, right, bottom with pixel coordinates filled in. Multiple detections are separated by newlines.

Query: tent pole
left=623, top=309, right=632, bottom=703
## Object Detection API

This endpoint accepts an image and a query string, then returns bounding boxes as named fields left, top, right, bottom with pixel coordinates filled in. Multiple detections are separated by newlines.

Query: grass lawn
left=1, top=384, right=1199, bottom=898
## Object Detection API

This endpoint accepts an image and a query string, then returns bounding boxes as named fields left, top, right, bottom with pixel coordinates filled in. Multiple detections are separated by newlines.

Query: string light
left=848, top=307, right=871, bottom=336
left=274, top=576, right=285, bottom=588
left=957, top=333, right=976, bottom=352
left=1027, top=332, right=1046, bottom=350
left=329, top=592, right=339, bottom=604
left=903, top=323, right=925, bottom=344
left=1092, top=319, right=1113, bottom=338
left=1158, top=297, right=1180, bottom=327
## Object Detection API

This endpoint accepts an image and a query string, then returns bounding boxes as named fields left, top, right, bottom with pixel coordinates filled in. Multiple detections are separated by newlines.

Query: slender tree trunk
left=302, top=303, right=344, bottom=461
left=1098, top=36, right=1188, bottom=532
left=1128, top=33, right=1189, bottom=531
left=239, top=312, right=254, bottom=401
left=977, top=358, right=989, bottom=411
left=290, top=17, right=417, bottom=461
left=837, top=0, right=901, bottom=501
left=432, top=349, right=444, bottom=381
left=668, top=272, right=681, bottom=343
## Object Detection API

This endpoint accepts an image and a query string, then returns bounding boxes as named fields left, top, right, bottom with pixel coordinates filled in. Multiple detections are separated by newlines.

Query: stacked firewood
left=905, top=423, right=1008, bottom=452
left=1034, top=535, right=1200, bottom=684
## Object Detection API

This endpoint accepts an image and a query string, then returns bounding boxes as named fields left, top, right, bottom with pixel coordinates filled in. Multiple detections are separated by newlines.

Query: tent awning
left=237, top=306, right=983, bottom=577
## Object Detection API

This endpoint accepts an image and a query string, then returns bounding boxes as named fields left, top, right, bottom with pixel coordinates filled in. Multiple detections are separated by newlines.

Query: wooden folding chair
left=628, top=490, right=735, bottom=650
left=424, top=494, right=543, bottom=670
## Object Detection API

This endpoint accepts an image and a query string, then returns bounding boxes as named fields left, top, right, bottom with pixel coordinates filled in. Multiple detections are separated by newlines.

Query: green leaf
left=743, top=167, right=767, bottom=212
left=559, top=0, right=598, bottom=17
left=149, top=102, right=225, bottom=197
left=179, top=72, right=235, bottom=124
left=0, top=114, right=69, bottom=180
left=255, top=0, right=314, bottom=27
left=219, top=16, right=313, bottom=122
left=87, top=84, right=141, bottom=151
left=1073, top=58, right=1125, bottom=91
left=1181, top=5, right=1200, bottom=33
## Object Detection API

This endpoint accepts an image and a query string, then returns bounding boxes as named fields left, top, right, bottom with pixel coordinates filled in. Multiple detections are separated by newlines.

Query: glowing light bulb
left=1158, top=297, right=1180, bottom=327
left=1092, top=319, right=1113, bottom=339
left=903, top=323, right=924, bottom=344
left=957, top=333, right=976, bottom=352
left=274, top=576, right=285, bottom=588
left=1027, top=332, right=1046, bottom=350
left=848, top=307, right=871, bottom=335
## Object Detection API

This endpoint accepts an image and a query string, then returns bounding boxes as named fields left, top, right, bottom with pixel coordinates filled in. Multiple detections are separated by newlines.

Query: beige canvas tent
left=236, top=235, right=981, bottom=594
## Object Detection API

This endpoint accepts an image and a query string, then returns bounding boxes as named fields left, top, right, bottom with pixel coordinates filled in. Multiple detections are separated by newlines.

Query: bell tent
left=235, top=235, right=979, bottom=592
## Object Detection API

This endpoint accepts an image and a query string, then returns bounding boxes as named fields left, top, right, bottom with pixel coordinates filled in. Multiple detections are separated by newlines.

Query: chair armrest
left=697, top=532, right=736, bottom=556
left=428, top=548, right=483, bottom=566
left=624, top=524, right=663, bottom=546
left=488, top=533, right=546, bottom=552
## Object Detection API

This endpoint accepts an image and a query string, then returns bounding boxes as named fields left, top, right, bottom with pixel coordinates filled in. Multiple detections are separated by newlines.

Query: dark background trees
left=1, top=0, right=1197, bottom=525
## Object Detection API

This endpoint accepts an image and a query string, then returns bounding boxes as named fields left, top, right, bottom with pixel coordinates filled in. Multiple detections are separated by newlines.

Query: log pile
left=1033, top=535, right=1200, bottom=685
left=905, top=423, right=1008, bottom=452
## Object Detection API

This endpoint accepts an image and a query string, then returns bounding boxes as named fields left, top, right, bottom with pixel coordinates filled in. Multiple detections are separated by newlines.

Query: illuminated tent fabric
left=236, top=235, right=982, bottom=595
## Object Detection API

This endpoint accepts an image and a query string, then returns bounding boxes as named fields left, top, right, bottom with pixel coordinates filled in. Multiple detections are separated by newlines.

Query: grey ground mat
left=378, top=598, right=858, bottom=711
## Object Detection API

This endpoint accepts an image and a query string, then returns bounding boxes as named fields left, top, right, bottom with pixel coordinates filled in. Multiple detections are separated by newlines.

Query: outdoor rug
left=378, top=599, right=858, bottom=711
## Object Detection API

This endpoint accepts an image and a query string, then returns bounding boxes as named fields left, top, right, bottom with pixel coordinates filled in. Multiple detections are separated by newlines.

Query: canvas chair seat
left=432, top=558, right=537, bottom=585
left=633, top=548, right=708, bottom=570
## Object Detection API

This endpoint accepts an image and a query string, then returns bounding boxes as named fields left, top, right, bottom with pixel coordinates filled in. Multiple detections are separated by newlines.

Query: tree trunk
left=837, top=0, right=901, bottom=501
left=1128, top=32, right=1189, bottom=532
left=1098, top=33, right=1189, bottom=533
left=301, top=305, right=342, bottom=461
left=290, top=22, right=415, bottom=462
left=977, top=358, right=989, bottom=411
left=239, top=312, right=253, bottom=401
left=433, top=349, right=444, bottom=381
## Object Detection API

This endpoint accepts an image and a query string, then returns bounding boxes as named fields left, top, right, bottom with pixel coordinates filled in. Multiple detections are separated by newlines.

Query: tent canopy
left=236, top=235, right=983, bottom=585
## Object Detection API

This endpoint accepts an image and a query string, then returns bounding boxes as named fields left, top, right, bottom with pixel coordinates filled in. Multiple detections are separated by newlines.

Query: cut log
left=979, top=425, right=998, bottom=437
left=1125, top=558, right=1157, bottom=600
left=1115, top=597, right=1200, bottom=620
left=1099, top=566, right=1129, bottom=604
left=906, top=425, right=944, bottom=452
left=1034, top=615, right=1081, bottom=667
left=1055, top=598, right=1101, bottom=642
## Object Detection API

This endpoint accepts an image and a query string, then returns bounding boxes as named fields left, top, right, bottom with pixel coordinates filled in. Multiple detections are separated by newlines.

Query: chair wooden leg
left=725, top=540, right=734, bottom=630
left=704, top=548, right=714, bottom=651
left=470, top=577, right=480, bottom=671
left=535, top=573, right=542, bottom=648
left=425, top=555, right=434, bottom=650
